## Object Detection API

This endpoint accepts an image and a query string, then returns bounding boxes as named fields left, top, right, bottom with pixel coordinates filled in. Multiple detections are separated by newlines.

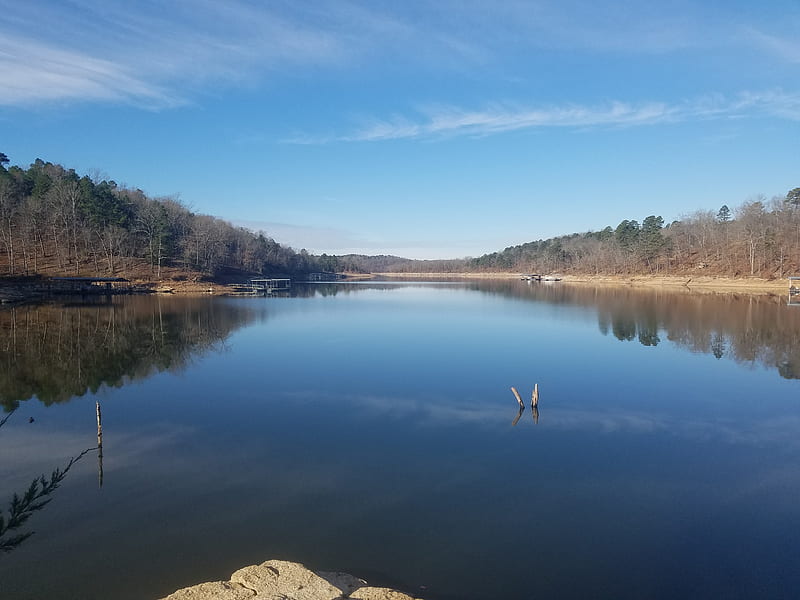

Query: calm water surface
left=1, top=281, right=800, bottom=599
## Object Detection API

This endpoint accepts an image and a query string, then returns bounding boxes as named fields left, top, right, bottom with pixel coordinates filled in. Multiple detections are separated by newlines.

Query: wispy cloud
left=0, top=34, right=181, bottom=108
left=290, top=90, right=800, bottom=143
left=0, top=0, right=351, bottom=108
left=230, top=218, right=475, bottom=259
left=231, top=218, right=371, bottom=252
left=0, top=0, right=489, bottom=109
left=744, top=27, right=800, bottom=64
left=2, top=2, right=799, bottom=111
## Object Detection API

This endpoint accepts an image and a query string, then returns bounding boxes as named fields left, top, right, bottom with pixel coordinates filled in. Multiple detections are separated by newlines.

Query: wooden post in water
left=511, top=387, right=524, bottom=409
left=96, top=401, right=104, bottom=488
left=531, top=384, right=539, bottom=408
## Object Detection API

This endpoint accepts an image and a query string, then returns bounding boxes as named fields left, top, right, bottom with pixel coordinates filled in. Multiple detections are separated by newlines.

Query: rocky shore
left=161, top=560, right=424, bottom=600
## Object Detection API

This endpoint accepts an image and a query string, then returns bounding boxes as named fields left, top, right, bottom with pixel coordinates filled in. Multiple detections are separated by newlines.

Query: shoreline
left=372, top=272, right=790, bottom=295
left=1, top=273, right=791, bottom=304
left=561, top=274, right=788, bottom=295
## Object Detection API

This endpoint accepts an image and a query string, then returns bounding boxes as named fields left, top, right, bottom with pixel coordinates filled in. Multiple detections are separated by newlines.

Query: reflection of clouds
left=0, top=425, right=193, bottom=492
left=0, top=429, right=95, bottom=480
left=527, top=408, right=800, bottom=450
left=547, top=409, right=667, bottom=434
left=103, top=426, right=196, bottom=467
left=544, top=409, right=800, bottom=451
left=287, top=389, right=507, bottom=426
left=729, top=463, right=800, bottom=510
left=286, top=389, right=800, bottom=450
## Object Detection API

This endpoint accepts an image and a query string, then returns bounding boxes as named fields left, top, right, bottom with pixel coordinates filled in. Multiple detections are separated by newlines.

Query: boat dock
left=521, top=274, right=562, bottom=282
left=231, top=278, right=291, bottom=295
left=789, top=277, right=800, bottom=306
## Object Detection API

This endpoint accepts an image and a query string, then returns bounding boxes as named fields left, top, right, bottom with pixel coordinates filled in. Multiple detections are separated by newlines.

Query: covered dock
left=230, top=278, right=292, bottom=295
left=789, top=277, right=800, bottom=306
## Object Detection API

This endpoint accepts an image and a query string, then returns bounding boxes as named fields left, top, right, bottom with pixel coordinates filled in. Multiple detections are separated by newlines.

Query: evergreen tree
left=786, top=188, right=800, bottom=209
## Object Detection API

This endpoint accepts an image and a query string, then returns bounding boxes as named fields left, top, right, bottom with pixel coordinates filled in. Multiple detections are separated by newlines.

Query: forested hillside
left=334, top=192, right=800, bottom=279
left=331, top=254, right=470, bottom=273
left=0, top=154, right=327, bottom=279
left=1, top=154, right=796, bottom=280
left=469, top=193, right=800, bottom=278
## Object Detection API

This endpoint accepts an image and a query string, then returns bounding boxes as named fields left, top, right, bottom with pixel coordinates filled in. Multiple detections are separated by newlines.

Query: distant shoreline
left=373, top=272, right=790, bottom=294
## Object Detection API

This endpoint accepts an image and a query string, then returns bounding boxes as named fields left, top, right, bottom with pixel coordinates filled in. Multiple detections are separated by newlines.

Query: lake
left=1, top=280, right=800, bottom=599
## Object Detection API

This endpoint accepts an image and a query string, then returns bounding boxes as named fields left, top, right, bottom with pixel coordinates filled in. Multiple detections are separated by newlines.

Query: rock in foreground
left=161, top=560, right=423, bottom=600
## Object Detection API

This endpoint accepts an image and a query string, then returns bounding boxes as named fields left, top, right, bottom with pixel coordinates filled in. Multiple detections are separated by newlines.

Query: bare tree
left=0, top=177, right=18, bottom=274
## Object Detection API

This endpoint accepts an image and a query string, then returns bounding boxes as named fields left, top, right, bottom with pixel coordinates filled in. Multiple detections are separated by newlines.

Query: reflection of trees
left=588, top=288, right=800, bottom=378
left=297, top=280, right=800, bottom=379
left=291, top=282, right=405, bottom=298
left=711, top=333, right=726, bottom=359
left=0, top=446, right=94, bottom=554
left=0, top=296, right=259, bottom=410
left=0, top=405, right=103, bottom=555
left=451, top=278, right=800, bottom=378
left=353, top=279, right=800, bottom=380
left=612, top=316, right=636, bottom=342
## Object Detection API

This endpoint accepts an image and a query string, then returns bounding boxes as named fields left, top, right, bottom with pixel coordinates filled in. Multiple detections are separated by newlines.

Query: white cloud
left=231, top=219, right=372, bottom=252
left=231, top=218, right=486, bottom=259
left=2, top=2, right=798, bottom=115
left=0, top=0, right=350, bottom=108
left=0, top=35, right=181, bottom=108
left=744, top=27, right=800, bottom=65
left=303, top=90, right=800, bottom=142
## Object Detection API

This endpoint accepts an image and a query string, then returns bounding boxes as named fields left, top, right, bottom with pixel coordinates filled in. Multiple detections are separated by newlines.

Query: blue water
left=1, top=281, right=799, bottom=599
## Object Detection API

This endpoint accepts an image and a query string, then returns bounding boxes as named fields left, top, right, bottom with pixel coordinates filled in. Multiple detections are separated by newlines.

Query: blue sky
left=1, top=1, right=799, bottom=259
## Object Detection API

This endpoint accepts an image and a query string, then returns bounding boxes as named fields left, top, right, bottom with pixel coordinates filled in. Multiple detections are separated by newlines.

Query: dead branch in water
left=510, top=387, right=524, bottom=409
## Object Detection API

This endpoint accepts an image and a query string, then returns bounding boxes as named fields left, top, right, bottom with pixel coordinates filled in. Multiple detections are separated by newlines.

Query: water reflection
left=2, top=284, right=799, bottom=600
left=589, top=289, right=800, bottom=378
left=510, top=385, right=540, bottom=426
left=0, top=296, right=260, bottom=411
left=300, top=281, right=800, bottom=379
left=0, top=409, right=97, bottom=555
left=3, top=282, right=799, bottom=417
left=510, top=405, right=539, bottom=426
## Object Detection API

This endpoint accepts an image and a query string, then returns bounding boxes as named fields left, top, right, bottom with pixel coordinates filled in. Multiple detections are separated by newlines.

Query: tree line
left=2, top=153, right=797, bottom=279
left=0, top=154, right=328, bottom=278
left=321, top=193, right=800, bottom=278
left=469, top=192, right=800, bottom=277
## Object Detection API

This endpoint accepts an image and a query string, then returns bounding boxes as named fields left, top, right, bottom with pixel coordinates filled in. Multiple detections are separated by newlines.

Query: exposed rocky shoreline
left=161, top=560, right=424, bottom=600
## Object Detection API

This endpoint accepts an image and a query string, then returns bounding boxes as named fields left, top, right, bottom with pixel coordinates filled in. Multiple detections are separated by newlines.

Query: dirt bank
left=559, top=274, right=788, bottom=295
left=374, top=272, right=790, bottom=294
